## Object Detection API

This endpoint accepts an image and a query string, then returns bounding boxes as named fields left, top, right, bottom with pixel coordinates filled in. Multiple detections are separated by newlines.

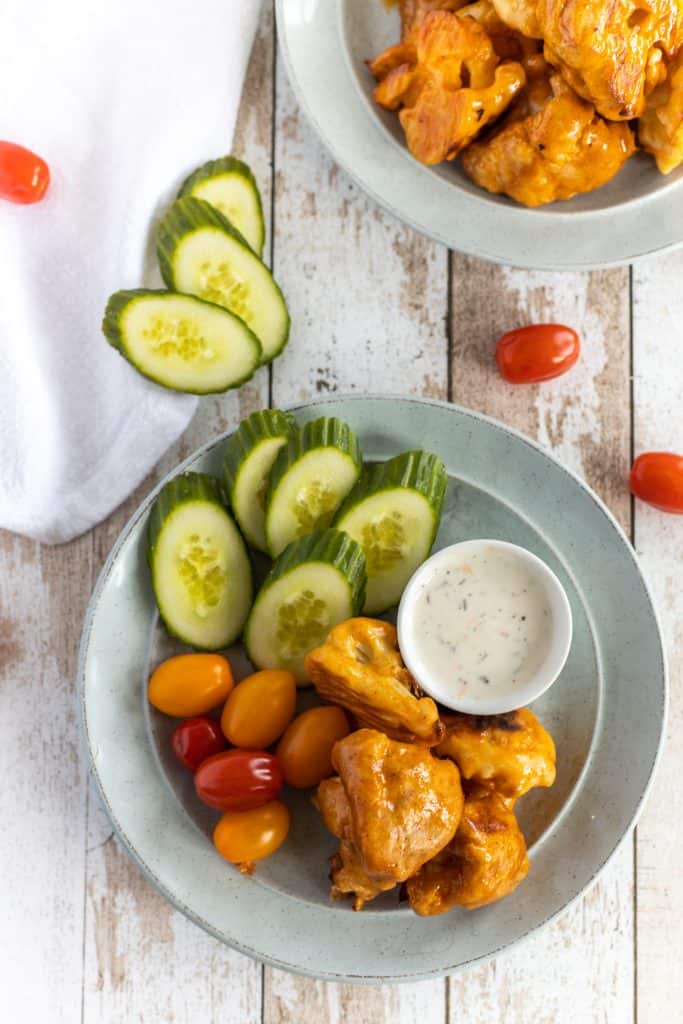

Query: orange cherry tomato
left=213, top=801, right=290, bottom=868
left=496, top=324, right=580, bottom=384
left=630, top=452, right=683, bottom=513
left=148, top=653, right=234, bottom=717
left=221, top=669, right=297, bottom=748
left=276, top=706, right=350, bottom=789
left=0, top=141, right=50, bottom=204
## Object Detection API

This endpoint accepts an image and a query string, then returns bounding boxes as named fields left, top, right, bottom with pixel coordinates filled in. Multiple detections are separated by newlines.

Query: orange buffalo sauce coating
left=369, top=10, right=525, bottom=164
left=462, top=73, right=635, bottom=206
left=538, top=0, right=683, bottom=121
left=639, top=50, right=683, bottom=173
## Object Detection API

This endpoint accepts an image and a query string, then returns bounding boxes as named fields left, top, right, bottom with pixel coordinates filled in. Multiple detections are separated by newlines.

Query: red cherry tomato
left=0, top=141, right=50, bottom=204
left=195, top=749, right=282, bottom=811
left=171, top=716, right=226, bottom=772
left=630, top=452, right=683, bottom=513
left=496, top=324, right=580, bottom=384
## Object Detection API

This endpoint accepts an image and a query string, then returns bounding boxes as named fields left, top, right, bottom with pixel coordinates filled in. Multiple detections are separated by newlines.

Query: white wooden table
left=1, top=8, right=681, bottom=1021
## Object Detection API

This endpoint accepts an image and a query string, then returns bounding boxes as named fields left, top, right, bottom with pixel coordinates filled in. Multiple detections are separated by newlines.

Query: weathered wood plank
left=265, top=973, right=447, bottom=1024
left=263, top=52, right=449, bottom=1024
left=0, top=532, right=92, bottom=1023
left=447, top=259, right=634, bottom=1023
left=81, top=9, right=273, bottom=1020
left=632, top=250, right=683, bottom=1023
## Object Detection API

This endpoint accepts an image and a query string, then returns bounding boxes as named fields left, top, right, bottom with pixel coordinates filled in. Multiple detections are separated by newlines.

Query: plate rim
left=274, top=0, right=683, bottom=271
left=78, top=394, right=668, bottom=982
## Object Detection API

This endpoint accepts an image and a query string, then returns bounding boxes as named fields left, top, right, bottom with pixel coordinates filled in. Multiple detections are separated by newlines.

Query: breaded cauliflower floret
left=399, top=0, right=470, bottom=38
left=318, top=730, right=463, bottom=910
left=490, top=0, right=542, bottom=39
left=456, top=0, right=544, bottom=65
left=462, top=73, right=636, bottom=205
left=436, top=707, right=556, bottom=805
left=538, top=0, right=683, bottom=120
left=639, top=49, right=683, bottom=173
left=305, top=617, right=444, bottom=745
left=370, top=10, right=526, bottom=164
left=406, top=786, right=529, bottom=914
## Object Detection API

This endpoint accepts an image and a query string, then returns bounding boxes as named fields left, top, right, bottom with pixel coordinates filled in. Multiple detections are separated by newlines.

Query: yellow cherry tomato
left=213, top=801, right=290, bottom=867
left=147, top=653, right=234, bottom=717
left=276, top=706, right=350, bottom=789
left=221, top=669, right=296, bottom=748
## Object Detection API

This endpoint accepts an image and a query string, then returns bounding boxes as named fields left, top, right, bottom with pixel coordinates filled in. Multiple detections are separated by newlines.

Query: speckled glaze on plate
left=275, top=0, right=683, bottom=270
left=79, top=396, right=666, bottom=982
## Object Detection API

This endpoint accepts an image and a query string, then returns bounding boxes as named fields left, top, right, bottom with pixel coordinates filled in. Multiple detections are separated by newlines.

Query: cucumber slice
left=334, top=450, right=447, bottom=614
left=179, top=156, right=265, bottom=256
left=102, top=289, right=262, bottom=394
left=222, top=409, right=297, bottom=552
left=148, top=472, right=252, bottom=650
left=157, top=197, right=289, bottom=364
left=244, top=529, right=366, bottom=684
left=264, top=417, right=362, bottom=558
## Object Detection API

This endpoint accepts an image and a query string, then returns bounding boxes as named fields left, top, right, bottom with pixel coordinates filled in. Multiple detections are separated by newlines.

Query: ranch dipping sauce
left=398, top=540, right=572, bottom=714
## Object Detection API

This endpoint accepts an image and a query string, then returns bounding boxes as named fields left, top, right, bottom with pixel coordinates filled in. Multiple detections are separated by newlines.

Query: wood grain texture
left=265, top=972, right=445, bottom=1024
left=0, top=532, right=91, bottom=1022
left=269, top=64, right=448, bottom=405
left=447, top=258, right=635, bottom=1023
left=262, top=52, right=449, bottom=1024
left=632, top=251, right=683, bottom=1024
left=81, top=9, right=273, bottom=1020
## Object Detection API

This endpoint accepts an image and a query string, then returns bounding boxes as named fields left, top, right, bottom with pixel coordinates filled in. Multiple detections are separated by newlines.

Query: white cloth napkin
left=0, top=0, right=261, bottom=543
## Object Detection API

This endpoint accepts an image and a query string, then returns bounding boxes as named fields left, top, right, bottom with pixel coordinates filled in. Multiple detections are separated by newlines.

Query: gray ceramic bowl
left=79, top=396, right=666, bottom=982
left=275, top=0, right=683, bottom=268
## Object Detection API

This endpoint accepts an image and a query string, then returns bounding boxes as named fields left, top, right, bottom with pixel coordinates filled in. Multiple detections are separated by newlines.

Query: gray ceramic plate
left=275, top=0, right=683, bottom=269
left=79, top=396, right=666, bottom=982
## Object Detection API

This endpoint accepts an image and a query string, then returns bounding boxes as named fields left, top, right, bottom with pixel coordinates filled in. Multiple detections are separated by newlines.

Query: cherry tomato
left=630, top=452, right=683, bottom=513
left=195, top=749, right=282, bottom=811
left=496, top=324, right=580, bottom=384
left=171, top=715, right=226, bottom=772
left=148, top=653, right=234, bottom=717
left=0, top=141, right=50, bottom=204
left=276, top=706, right=350, bottom=789
left=213, top=801, right=290, bottom=868
left=221, top=669, right=297, bottom=748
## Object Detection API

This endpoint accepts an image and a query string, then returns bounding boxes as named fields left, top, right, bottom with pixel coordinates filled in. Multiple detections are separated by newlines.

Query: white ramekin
left=396, top=539, right=573, bottom=715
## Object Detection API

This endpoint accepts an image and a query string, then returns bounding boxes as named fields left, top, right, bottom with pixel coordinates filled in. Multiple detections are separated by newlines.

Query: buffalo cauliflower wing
left=399, top=0, right=470, bottom=37
left=456, top=0, right=544, bottom=64
left=490, top=0, right=542, bottom=39
left=406, top=786, right=529, bottom=914
left=305, top=617, right=444, bottom=744
left=318, top=729, right=464, bottom=910
left=317, top=776, right=393, bottom=908
left=436, top=707, right=556, bottom=804
left=538, top=0, right=683, bottom=120
left=462, top=73, right=636, bottom=205
left=370, top=10, right=526, bottom=164
left=639, top=49, right=683, bottom=172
